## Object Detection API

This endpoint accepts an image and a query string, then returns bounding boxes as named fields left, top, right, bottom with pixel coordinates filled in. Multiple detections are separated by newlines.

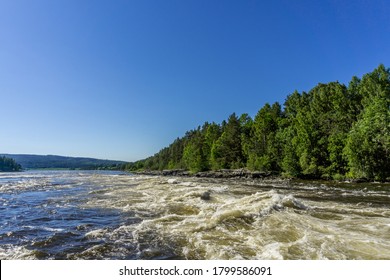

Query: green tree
left=203, top=122, right=221, bottom=168
left=344, top=64, right=390, bottom=180
left=278, top=91, right=310, bottom=176
left=288, top=83, right=352, bottom=178
left=0, top=156, right=22, bottom=172
left=247, top=102, right=282, bottom=171
left=182, top=129, right=208, bottom=172
left=211, top=113, right=244, bottom=169
left=239, top=113, right=254, bottom=164
left=344, top=96, right=390, bottom=181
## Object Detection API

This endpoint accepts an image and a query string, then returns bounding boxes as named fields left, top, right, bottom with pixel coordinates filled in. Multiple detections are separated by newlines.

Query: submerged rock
left=167, top=178, right=178, bottom=184
left=200, top=191, right=211, bottom=200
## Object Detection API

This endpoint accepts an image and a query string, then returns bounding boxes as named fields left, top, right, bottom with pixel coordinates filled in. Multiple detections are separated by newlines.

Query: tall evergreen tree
left=247, top=103, right=282, bottom=171
left=211, top=113, right=244, bottom=169
left=182, top=129, right=208, bottom=172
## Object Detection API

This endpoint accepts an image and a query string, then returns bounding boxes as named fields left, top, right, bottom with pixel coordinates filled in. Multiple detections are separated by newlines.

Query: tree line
left=0, top=156, right=22, bottom=172
left=123, top=65, right=390, bottom=181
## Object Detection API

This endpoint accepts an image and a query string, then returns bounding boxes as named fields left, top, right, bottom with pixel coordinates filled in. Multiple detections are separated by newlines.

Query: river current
left=1, top=170, right=389, bottom=260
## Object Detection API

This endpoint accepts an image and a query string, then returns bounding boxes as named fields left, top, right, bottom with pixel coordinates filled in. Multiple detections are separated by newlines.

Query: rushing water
left=1, top=170, right=390, bottom=260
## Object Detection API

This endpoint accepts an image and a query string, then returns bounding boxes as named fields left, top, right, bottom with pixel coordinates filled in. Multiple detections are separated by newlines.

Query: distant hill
left=0, top=154, right=128, bottom=170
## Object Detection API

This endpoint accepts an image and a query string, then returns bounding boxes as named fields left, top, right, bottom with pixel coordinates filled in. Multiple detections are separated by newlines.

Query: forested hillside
left=124, top=65, right=390, bottom=181
left=1, top=154, right=126, bottom=170
left=0, top=156, right=22, bottom=172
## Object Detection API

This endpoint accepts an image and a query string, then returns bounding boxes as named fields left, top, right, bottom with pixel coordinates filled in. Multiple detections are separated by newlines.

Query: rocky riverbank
left=133, top=169, right=277, bottom=179
left=132, top=169, right=381, bottom=183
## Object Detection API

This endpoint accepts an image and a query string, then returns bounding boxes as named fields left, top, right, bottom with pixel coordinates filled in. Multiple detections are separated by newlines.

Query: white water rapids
left=1, top=171, right=390, bottom=259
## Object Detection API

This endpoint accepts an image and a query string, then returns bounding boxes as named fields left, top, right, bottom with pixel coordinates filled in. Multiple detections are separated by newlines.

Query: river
left=1, top=170, right=389, bottom=260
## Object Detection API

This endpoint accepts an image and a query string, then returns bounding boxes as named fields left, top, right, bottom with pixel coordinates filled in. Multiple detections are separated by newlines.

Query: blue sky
left=1, top=0, right=389, bottom=161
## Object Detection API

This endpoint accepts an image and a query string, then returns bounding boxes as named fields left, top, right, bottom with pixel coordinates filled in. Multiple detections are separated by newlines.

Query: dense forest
left=0, top=156, right=22, bottom=172
left=123, top=65, right=390, bottom=181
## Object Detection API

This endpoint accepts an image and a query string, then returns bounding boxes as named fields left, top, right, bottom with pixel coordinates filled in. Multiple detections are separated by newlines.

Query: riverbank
left=133, top=169, right=386, bottom=183
left=134, top=169, right=280, bottom=180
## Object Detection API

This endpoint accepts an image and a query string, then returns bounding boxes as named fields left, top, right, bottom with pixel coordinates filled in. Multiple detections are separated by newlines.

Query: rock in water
left=200, top=191, right=211, bottom=200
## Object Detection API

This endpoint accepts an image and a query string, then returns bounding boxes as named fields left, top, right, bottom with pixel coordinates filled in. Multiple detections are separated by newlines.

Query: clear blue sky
left=1, top=0, right=389, bottom=161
